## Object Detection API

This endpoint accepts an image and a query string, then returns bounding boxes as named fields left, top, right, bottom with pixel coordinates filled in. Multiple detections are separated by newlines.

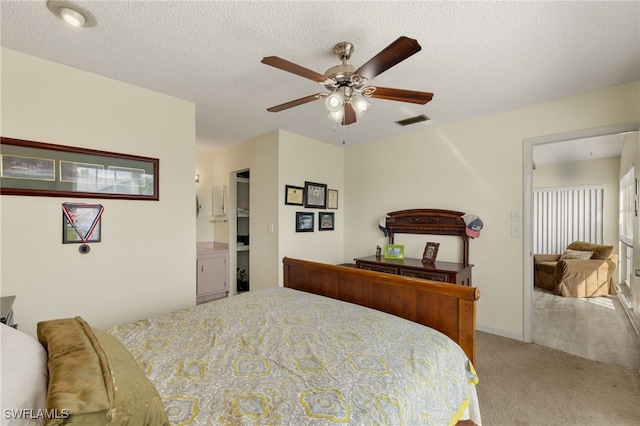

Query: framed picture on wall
left=62, top=203, right=103, bottom=244
left=296, top=212, right=314, bottom=232
left=318, top=212, right=335, bottom=231
left=303, top=181, right=327, bottom=209
left=285, top=185, right=304, bottom=206
left=1, top=137, right=159, bottom=200
left=327, top=189, right=338, bottom=209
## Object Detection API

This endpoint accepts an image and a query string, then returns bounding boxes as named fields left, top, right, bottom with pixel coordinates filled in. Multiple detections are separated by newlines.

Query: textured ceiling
left=533, top=133, right=629, bottom=166
left=1, top=1, right=639, bottom=154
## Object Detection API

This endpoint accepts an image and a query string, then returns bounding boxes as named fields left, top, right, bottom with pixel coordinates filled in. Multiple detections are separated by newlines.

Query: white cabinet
left=197, top=250, right=229, bottom=303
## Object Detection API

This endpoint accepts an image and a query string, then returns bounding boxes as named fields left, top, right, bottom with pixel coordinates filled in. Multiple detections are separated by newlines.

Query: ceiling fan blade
left=266, top=93, right=327, bottom=112
left=363, top=86, right=433, bottom=104
left=342, top=103, right=357, bottom=125
left=354, top=36, right=422, bottom=81
left=261, top=56, right=328, bottom=83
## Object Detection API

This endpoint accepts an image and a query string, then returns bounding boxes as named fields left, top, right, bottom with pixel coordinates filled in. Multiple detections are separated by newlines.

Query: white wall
left=620, top=131, right=640, bottom=325
left=533, top=156, right=621, bottom=251
left=0, top=48, right=196, bottom=337
left=278, top=130, right=344, bottom=284
left=344, top=80, right=640, bottom=339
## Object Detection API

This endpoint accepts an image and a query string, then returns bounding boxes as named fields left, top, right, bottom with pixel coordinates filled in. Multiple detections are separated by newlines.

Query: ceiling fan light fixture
left=328, top=109, right=344, bottom=123
left=262, top=37, right=432, bottom=127
left=325, top=91, right=345, bottom=112
left=351, top=95, right=371, bottom=118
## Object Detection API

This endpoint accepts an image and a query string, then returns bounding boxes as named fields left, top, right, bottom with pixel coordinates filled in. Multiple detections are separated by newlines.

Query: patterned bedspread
left=109, top=288, right=480, bottom=425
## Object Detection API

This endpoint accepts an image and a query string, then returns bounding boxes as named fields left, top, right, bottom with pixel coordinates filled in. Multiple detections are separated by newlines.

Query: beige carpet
left=475, top=331, right=640, bottom=425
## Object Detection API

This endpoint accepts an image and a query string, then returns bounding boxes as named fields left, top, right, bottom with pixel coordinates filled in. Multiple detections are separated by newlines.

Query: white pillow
left=0, top=323, right=48, bottom=426
left=560, top=248, right=594, bottom=260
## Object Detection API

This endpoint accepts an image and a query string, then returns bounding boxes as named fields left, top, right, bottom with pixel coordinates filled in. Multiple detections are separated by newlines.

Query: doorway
left=235, top=169, right=250, bottom=293
left=523, top=122, right=640, bottom=345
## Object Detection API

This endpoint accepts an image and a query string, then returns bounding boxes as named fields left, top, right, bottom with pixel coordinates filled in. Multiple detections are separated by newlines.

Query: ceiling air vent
left=395, top=114, right=430, bottom=126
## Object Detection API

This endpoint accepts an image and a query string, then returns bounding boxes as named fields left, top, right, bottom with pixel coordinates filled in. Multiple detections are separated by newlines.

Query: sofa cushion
left=566, top=241, right=613, bottom=260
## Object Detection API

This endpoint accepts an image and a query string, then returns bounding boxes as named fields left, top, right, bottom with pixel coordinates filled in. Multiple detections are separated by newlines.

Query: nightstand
left=1, top=295, right=17, bottom=329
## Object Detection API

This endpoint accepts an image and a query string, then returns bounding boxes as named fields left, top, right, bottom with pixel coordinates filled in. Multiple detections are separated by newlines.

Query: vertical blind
left=533, top=186, right=604, bottom=254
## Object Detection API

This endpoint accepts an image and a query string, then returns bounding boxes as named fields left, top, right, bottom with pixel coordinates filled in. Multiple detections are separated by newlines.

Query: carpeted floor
left=474, top=331, right=640, bottom=425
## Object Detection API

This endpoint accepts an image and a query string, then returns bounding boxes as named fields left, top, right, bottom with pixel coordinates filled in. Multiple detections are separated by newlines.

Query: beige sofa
left=534, top=241, right=618, bottom=298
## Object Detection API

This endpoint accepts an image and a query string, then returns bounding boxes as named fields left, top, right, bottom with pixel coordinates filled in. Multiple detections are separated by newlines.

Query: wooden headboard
left=386, top=209, right=470, bottom=267
left=283, top=257, right=480, bottom=365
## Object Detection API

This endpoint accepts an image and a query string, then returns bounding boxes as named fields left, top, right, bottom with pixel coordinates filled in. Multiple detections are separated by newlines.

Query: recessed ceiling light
left=47, top=0, right=97, bottom=28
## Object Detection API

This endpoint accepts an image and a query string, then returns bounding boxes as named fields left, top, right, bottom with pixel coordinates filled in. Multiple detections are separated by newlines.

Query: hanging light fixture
left=324, top=86, right=371, bottom=123
left=327, top=109, right=345, bottom=123
left=47, top=0, right=97, bottom=28
left=325, top=90, right=345, bottom=113
left=350, top=95, right=371, bottom=118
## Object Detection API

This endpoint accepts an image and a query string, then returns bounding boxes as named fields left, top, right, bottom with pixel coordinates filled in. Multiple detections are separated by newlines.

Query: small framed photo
left=285, top=185, right=304, bottom=206
left=422, top=242, right=440, bottom=264
left=318, top=212, right=335, bottom=231
left=296, top=212, right=314, bottom=232
left=304, top=181, right=327, bottom=209
left=327, top=189, right=338, bottom=209
left=384, top=244, right=404, bottom=259
left=62, top=203, right=103, bottom=244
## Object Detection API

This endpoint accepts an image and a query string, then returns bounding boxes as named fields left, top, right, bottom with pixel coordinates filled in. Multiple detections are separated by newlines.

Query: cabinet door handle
left=200, top=265, right=204, bottom=272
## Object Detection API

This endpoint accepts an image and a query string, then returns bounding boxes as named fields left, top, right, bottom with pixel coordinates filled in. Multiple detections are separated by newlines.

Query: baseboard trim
left=476, top=324, right=524, bottom=342
left=616, top=293, right=640, bottom=337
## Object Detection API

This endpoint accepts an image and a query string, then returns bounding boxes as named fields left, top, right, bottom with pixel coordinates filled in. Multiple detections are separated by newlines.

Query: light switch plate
left=511, top=209, right=521, bottom=222
left=511, top=224, right=521, bottom=238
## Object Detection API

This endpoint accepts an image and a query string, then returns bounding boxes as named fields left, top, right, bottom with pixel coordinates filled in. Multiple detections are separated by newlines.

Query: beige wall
left=533, top=156, right=621, bottom=251
left=277, top=130, right=344, bottom=284
left=344, top=80, right=640, bottom=339
left=210, top=131, right=279, bottom=293
left=202, top=129, right=344, bottom=290
left=0, top=48, right=196, bottom=337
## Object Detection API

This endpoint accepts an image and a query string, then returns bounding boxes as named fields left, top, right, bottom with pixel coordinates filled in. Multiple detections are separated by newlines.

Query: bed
left=3, top=258, right=481, bottom=425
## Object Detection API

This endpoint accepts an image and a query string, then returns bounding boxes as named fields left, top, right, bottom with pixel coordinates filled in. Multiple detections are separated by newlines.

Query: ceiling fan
left=261, top=36, right=434, bottom=125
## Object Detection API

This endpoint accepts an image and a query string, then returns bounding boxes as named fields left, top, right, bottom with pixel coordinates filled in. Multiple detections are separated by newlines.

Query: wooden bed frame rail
left=283, top=257, right=480, bottom=365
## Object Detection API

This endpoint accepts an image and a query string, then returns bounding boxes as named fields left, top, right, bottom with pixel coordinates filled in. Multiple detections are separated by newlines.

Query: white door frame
left=522, top=122, right=639, bottom=342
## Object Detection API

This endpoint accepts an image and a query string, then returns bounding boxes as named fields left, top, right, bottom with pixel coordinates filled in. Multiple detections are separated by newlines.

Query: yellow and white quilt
left=109, top=288, right=480, bottom=425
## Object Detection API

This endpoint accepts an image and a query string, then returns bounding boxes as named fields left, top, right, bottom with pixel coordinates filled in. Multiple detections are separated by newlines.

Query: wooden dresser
left=356, top=208, right=474, bottom=286
left=355, top=256, right=472, bottom=286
